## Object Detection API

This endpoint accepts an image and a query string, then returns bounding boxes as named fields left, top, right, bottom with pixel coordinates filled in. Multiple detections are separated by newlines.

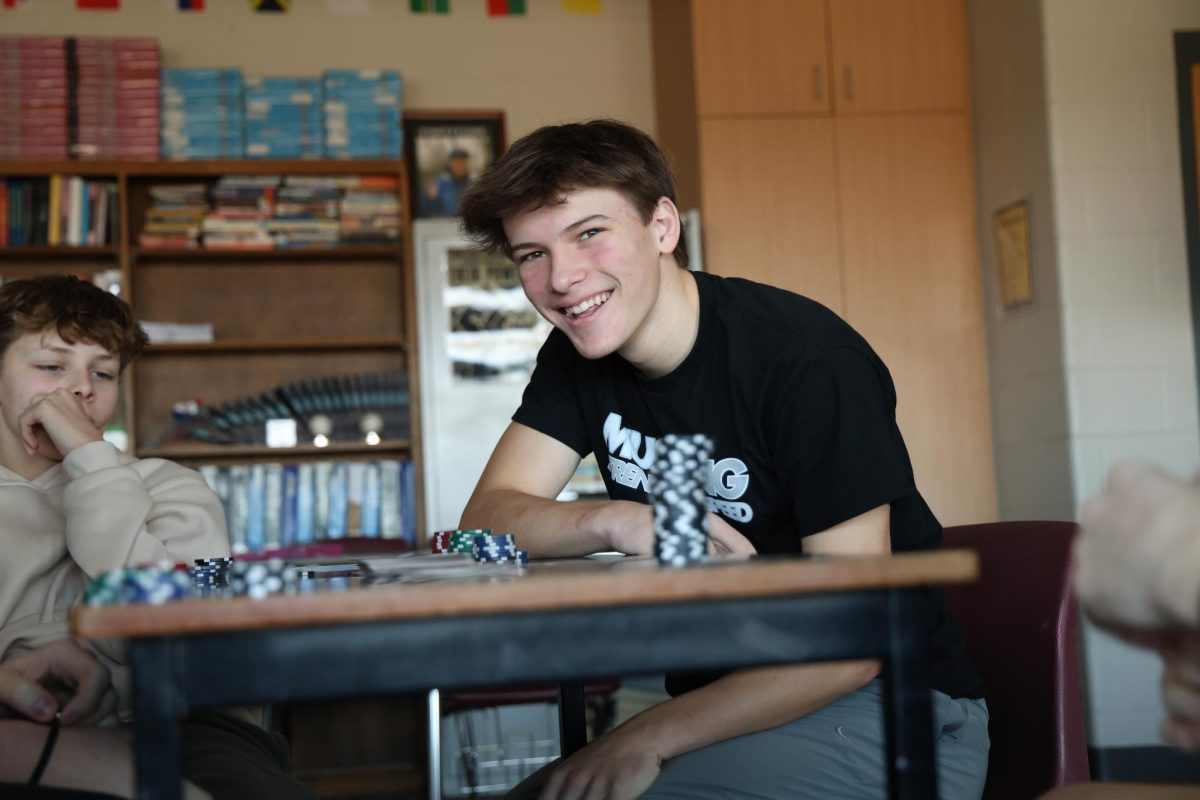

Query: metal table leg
left=130, top=638, right=185, bottom=800
left=882, top=588, right=938, bottom=799
left=557, top=681, right=588, bottom=757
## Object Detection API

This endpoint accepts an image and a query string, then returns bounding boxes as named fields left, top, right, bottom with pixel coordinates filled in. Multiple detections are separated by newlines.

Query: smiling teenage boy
left=458, top=120, right=989, bottom=800
left=0, top=275, right=314, bottom=798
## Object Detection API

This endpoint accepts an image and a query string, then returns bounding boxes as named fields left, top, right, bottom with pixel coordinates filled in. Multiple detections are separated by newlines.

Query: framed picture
left=404, top=110, right=506, bottom=219
left=992, top=199, right=1034, bottom=312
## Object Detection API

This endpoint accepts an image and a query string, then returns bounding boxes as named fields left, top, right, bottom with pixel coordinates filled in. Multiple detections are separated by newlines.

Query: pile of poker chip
left=82, top=556, right=305, bottom=607
left=432, top=528, right=529, bottom=566
left=192, top=557, right=233, bottom=593
left=83, top=562, right=195, bottom=607
left=226, top=558, right=300, bottom=600
left=431, top=528, right=489, bottom=554
left=470, top=533, right=529, bottom=566
left=651, top=433, right=712, bottom=567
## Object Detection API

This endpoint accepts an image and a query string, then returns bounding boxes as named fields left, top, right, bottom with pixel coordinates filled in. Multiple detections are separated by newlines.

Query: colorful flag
left=249, top=0, right=290, bottom=11
left=174, top=0, right=205, bottom=9
left=488, top=0, right=525, bottom=15
left=410, top=0, right=448, bottom=13
left=2, top=0, right=30, bottom=9
left=77, top=0, right=120, bottom=8
left=562, top=0, right=600, bottom=14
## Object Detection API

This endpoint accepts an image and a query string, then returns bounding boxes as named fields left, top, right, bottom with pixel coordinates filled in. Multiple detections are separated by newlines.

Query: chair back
left=941, top=521, right=1090, bottom=799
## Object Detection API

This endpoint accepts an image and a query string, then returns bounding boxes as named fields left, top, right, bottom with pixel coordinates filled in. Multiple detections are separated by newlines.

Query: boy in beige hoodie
left=0, top=275, right=313, bottom=798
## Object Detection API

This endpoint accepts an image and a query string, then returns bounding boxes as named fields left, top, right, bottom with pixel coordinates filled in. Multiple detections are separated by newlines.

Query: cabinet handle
left=812, top=66, right=823, bottom=102
left=842, top=65, right=854, bottom=102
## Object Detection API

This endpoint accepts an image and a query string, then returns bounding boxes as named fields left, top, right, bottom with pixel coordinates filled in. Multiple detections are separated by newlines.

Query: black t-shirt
left=513, top=271, right=985, bottom=700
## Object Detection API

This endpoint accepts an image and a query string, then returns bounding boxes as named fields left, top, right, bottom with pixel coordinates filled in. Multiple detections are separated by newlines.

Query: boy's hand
left=604, top=503, right=755, bottom=557
left=707, top=513, right=756, bottom=556
left=18, top=389, right=104, bottom=460
left=0, top=639, right=118, bottom=726
left=539, top=724, right=662, bottom=800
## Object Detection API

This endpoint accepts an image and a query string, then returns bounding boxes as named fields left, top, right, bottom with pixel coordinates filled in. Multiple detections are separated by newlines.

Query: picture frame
left=992, top=199, right=1034, bottom=312
left=404, top=110, right=506, bottom=219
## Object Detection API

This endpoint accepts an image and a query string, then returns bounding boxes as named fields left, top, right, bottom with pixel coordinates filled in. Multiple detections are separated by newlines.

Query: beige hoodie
left=0, top=439, right=229, bottom=712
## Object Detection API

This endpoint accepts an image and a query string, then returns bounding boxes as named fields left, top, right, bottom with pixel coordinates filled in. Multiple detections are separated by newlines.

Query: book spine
left=361, top=461, right=381, bottom=538
left=246, top=463, right=266, bottom=552
left=47, top=175, right=61, bottom=246
left=263, top=463, right=283, bottom=551
left=380, top=460, right=401, bottom=539
left=314, top=460, right=332, bottom=539
left=327, top=462, right=348, bottom=539
left=295, top=462, right=315, bottom=544
left=280, top=464, right=299, bottom=547
left=227, top=465, right=250, bottom=554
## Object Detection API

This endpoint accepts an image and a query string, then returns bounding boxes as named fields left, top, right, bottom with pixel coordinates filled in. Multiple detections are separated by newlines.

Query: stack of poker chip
left=651, top=433, right=713, bottom=567
left=227, top=557, right=299, bottom=600
left=83, top=563, right=195, bottom=607
left=471, top=533, right=529, bottom=566
left=192, top=557, right=232, bottom=593
left=431, top=528, right=491, bottom=555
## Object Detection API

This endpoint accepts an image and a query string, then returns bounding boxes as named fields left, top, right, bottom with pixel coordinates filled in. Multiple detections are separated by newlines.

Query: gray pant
left=507, top=679, right=989, bottom=800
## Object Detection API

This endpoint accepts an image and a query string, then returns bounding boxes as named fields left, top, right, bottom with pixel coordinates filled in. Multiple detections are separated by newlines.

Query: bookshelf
left=0, top=158, right=424, bottom=536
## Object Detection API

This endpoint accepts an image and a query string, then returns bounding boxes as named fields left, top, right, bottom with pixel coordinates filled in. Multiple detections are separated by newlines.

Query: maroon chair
left=942, top=521, right=1090, bottom=799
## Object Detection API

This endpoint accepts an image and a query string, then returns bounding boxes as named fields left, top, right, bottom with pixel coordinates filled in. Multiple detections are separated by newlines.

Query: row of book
left=174, top=371, right=410, bottom=446
left=138, top=174, right=401, bottom=250
left=198, top=460, right=418, bottom=553
left=161, top=68, right=245, bottom=160
left=158, top=68, right=402, bottom=161
left=245, top=76, right=324, bottom=160
left=1, top=177, right=119, bottom=247
left=1, top=35, right=160, bottom=161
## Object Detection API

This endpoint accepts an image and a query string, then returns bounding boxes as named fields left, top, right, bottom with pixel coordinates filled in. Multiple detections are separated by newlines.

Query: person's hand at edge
left=0, top=640, right=117, bottom=726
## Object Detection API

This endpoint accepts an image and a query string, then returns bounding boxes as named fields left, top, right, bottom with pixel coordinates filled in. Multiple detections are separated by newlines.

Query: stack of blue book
left=321, top=69, right=402, bottom=159
left=244, top=76, right=324, bottom=160
left=160, top=68, right=244, bottom=160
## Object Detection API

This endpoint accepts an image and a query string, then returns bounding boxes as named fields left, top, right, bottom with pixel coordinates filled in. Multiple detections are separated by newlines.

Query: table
left=71, top=550, right=977, bottom=800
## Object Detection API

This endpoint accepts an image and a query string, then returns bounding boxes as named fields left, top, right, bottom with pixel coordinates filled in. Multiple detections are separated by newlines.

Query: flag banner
left=488, top=0, right=525, bottom=15
left=77, top=0, right=120, bottom=8
left=562, top=0, right=600, bottom=13
left=174, top=0, right=205, bottom=9
left=410, top=0, right=449, bottom=13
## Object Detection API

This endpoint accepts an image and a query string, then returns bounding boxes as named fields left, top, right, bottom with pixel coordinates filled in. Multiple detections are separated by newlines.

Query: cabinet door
left=830, top=0, right=970, bottom=112
left=698, top=117, right=842, bottom=314
left=837, top=114, right=995, bottom=524
left=692, top=0, right=830, bottom=116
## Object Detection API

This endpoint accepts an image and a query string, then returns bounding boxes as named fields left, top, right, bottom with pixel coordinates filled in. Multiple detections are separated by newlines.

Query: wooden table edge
left=72, top=549, right=978, bottom=639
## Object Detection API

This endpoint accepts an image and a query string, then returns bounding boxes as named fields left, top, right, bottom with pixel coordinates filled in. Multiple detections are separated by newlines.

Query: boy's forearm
left=460, top=488, right=646, bottom=557
left=625, top=660, right=881, bottom=762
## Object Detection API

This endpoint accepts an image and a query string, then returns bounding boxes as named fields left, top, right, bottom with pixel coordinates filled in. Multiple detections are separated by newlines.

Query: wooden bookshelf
left=3, top=156, right=427, bottom=800
left=0, top=159, right=424, bottom=535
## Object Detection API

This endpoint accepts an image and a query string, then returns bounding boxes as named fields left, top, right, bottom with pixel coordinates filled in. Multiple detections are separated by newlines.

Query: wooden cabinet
left=0, top=159, right=424, bottom=534
left=829, top=0, right=970, bottom=113
left=690, top=0, right=969, bottom=117
left=692, top=0, right=831, bottom=116
left=836, top=115, right=993, bottom=522
left=698, top=117, right=843, bottom=313
left=658, top=0, right=996, bottom=525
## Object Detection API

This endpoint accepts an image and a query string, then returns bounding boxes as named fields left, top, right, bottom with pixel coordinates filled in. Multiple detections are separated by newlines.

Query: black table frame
left=130, top=586, right=936, bottom=799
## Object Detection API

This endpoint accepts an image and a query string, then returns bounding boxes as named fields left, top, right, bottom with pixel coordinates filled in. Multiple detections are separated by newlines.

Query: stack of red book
left=0, top=36, right=71, bottom=161
left=73, top=37, right=160, bottom=161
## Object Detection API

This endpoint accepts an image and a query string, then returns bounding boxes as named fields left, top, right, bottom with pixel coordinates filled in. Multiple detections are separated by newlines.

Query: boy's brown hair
left=0, top=275, right=148, bottom=369
left=459, top=119, right=690, bottom=268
